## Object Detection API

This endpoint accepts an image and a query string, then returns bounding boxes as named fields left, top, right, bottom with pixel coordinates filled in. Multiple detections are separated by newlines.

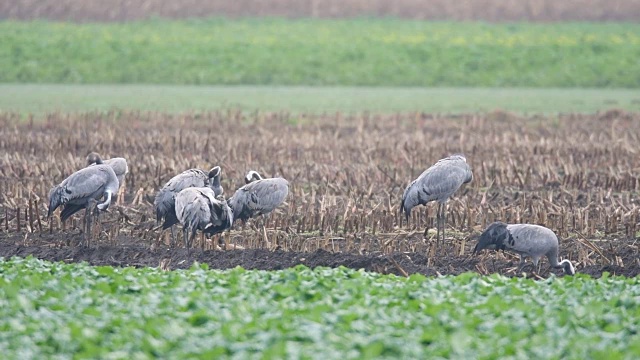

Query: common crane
left=154, top=166, right=223, bottom=245
left=48, top=164, right=120, bottom=243
left=175, top=187, right=233, bottom=250
left=86, top=152, right=129, bottom=187
left=400, top=154, right=473, bottom=244
left=227, top=171, right=289, bottom=224
left=473, top=222, right=575, bottom=275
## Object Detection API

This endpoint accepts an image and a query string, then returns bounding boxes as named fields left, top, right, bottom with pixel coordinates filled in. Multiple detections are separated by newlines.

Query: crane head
left=208, top=166, right=221, bottom=179
left=560, top=259, right=575, bottom=275
left=245, top=170, right=263, bottom=184
left=473, top=221, right=509, bottom=254
left=86, top=152, right=104, bottom=166
left=448, top=153, right=467, bottom=162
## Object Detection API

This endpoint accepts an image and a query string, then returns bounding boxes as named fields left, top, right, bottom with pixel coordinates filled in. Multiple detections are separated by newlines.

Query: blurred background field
left=3, top=0, right=639, bottom=22
left=3, top=85, right=639, bottom=114
left=2, top=20, right=638, bottom=87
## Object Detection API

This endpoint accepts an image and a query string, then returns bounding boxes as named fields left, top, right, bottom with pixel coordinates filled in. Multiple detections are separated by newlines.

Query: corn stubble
left=0, top=109, right=638, bottom=270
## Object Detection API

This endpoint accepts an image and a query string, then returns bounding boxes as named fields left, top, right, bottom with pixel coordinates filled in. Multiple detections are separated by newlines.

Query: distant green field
left=1, top=257, right=639, bottom=359
left=1, top=20, right=639, bottom=87
left=1, top=84, right=639, bottom=115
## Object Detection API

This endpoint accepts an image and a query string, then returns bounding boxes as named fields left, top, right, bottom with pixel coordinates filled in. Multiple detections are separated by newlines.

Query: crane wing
left=504, top=224, right=558, bottom=255
left=164, top=169, right=208, bottom=192
left=228, top=178, right=288, bottom=221
left=401, top=158, right=471, bottom=218
left=155, top=169, right=208, bottom=226
left=245, top=179, right=289, bottom=215
left=61, top=166, right=114, bottom=203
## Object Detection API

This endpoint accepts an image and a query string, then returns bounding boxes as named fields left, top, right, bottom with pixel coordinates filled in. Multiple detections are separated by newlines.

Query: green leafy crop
left=1, top=19, right=639, bottom=87
left=0, top=257, right=638, bottom=359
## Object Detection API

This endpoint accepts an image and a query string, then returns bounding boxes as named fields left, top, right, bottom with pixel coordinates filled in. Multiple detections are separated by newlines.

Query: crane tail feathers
left=161, top=212, right=179, bottom=230
left=60, top=204, right=85, bottom=222
left=154, top=190, right=175, bottom=223
left=399, top=197, right=411, bottom=222
left=47, top=186, right=63, bottom=218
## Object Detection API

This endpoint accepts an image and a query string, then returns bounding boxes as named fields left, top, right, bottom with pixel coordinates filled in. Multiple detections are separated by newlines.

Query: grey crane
left=175, top=187, right=233, bottom=250
left=400, top=154, right=473, bottom=244
left=48, top=164, right=120, bottom=243
left=86, top=152, right=129, bottom=187
left=473, top=222, right=575, bottom=275
left=227, top=171, right=289, bottom=224
left=154, top=166, right=223, bottom=245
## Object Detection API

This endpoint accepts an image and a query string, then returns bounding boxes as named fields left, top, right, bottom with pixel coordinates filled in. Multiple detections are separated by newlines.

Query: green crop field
left=1, top=20, right=639, bottom=87
left=0, top=257, right=638, bottom=359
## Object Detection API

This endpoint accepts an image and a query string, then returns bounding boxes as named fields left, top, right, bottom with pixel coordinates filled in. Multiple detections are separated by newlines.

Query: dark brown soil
left=1, top=233, right=637, bottom=278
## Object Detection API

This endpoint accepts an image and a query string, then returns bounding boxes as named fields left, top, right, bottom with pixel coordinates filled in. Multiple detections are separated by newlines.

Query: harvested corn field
left=0, top=110, right=638, bottom=277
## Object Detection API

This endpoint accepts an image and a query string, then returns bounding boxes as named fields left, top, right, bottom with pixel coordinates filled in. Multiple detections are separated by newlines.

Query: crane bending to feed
left=228, top=170, right=289, bottom=227
left=154, top=166, right=223, bottom=245
left=174, top=187, right=233, bottom=250
left=473, top=221, right=575, bottom=275
left=400, top=154, right=473, bottom=244
left=48, top=164, right=120, bottom=243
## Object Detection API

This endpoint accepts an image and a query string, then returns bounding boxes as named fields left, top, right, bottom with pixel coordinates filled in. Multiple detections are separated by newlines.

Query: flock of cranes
left=46, top=152, right=575, bottom=276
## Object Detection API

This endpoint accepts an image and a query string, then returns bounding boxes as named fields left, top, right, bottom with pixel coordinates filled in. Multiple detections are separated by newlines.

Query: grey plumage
left=400, top=154, right=473, bottom=242
left=154, top=166, right=223, bottom=230
left=86, top=152, right=129, bottom=187
left=48, top=164, right=120, bottom=222
left=474, top=222, right=575, bottom=275
left=228, top=171, right=289, bottom=223
left=175, top=187, right=233, bottom=249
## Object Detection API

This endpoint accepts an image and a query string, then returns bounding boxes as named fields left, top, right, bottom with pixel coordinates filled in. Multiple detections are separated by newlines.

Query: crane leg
left=83, top=208, right=92, bottom=247
left=84, top=199, right=99, bottom=248
left=533, top=259, right=541, bottom=275
left=441, top=202, right=447, bottom=246
left=188, top=230, right=197, bottom=258
left=170, top=226, right=177, bottom=249
left=516, top=255, right=526, bottom=274
left=183, top=227, right=189, bottom=250
left=93, top=199, right=100, bottom=245
left=433, top=203, right=441, bottom=246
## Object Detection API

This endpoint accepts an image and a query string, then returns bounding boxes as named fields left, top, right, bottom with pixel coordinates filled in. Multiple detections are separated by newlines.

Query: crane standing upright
left=400, top=154, right=473, bottom=245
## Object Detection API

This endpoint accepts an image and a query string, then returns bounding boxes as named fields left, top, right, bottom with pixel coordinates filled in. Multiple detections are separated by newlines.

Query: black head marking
left=208, top=166, right=221, bottom=179
left=474, top=221, right=510, bottom=254
left=245, top=171, right=263, bottom=184
left=86, top=152, right=104, bottom=165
